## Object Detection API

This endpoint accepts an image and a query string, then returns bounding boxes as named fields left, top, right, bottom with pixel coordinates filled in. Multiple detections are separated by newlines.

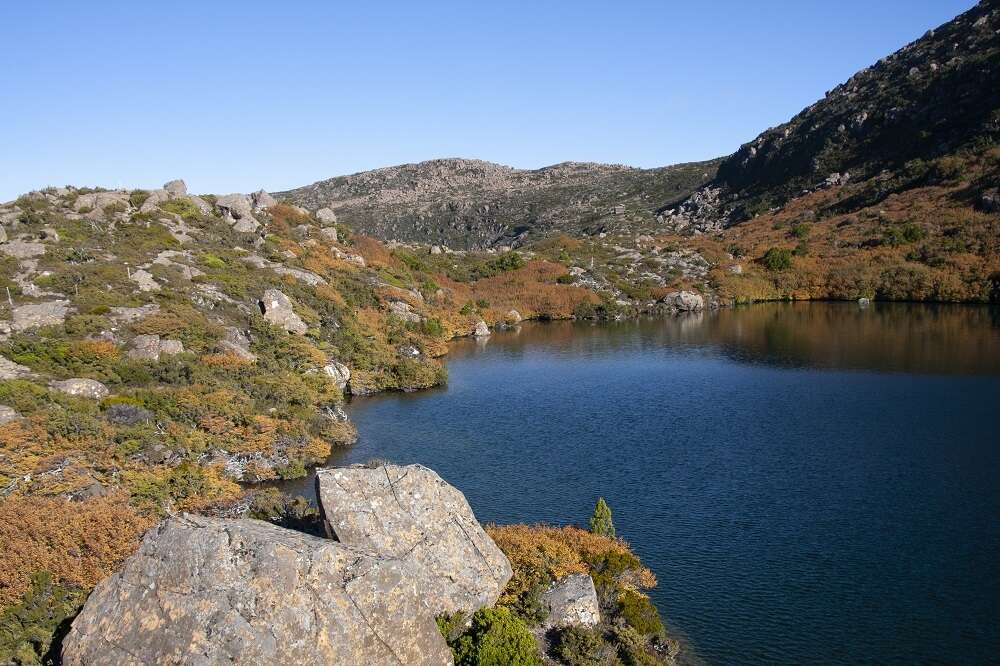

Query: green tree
left=589, top=497, right=615, bottom=538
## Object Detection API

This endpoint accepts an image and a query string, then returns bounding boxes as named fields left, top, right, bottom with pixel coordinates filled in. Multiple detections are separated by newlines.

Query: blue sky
left=0, top=1, right=976, bottom=200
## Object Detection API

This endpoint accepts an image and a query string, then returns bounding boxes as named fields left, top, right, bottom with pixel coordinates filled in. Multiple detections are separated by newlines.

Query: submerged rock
left=61, top=515, right=453, bottom=666
left=316, top=464, right=512, bottom=616
left=540, top=573, right=601, bottom=629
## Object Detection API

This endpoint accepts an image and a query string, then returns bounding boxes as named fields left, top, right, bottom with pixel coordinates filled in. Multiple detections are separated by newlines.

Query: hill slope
left=275, top=158, right=720, bottom=249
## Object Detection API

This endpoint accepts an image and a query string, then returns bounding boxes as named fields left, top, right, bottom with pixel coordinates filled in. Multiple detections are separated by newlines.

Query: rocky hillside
left=664, top=0, right=1000, bottom=229
left=275, top=158, right=720, bottom=249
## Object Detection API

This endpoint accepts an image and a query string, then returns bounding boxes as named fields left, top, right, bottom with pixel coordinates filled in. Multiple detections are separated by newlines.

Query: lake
left=281, top=302, right=1000, bottom=664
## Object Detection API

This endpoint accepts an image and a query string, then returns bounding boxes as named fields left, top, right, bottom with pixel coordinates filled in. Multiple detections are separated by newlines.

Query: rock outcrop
left=12, top=300, right=71, bottom=331
left=127, top=334, right=184, bottom=361
left=61, top=514, right=453, bottom=666
left=316, top=464, right=512, bottom=615
left=473, top=320, right=491, bottom=337
left=0, top=354, right=32, bottom=380
left=322, top=361, right=351, bottom=392
left=259, top=289, right=308, bottom=335
left=216, top=194, right=260, bottom=233
left=540, top=573, right=601, bottom=629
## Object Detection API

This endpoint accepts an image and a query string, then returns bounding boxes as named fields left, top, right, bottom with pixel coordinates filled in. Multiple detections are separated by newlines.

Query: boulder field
left=60, top=464, right=527, bottom=665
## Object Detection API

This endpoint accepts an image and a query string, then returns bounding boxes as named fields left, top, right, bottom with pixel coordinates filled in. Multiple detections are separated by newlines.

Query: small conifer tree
left=589, top=497, right=615, bottom=538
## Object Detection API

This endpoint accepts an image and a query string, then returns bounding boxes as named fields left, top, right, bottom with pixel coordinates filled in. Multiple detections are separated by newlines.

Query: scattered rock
left=505, top=309, right=522, bottom=324
left=316, top=207, right=338, bottom=224
left=540, top=573, right=601, bottom=629
left=163, top=179, right=187, bottom=196
left=662, top=290, right=704, bottom=311
left=72, top=191, right=129, bottom=213
left=138, top=189, right=169, bottom=214
left=429, top=245, right=442, bottom=255
left=12, top=300, right=70, bottom=331
left=979, top=189, right=999, bottom=213
left=318, top=226, right=338, bottom=242
left=127, top=334, right=162, bottom=361
left=49, top=378, right=109, bottom=400
left=216, top=194, right=260, bottom=233
left=0, top=354, right=32, bottom=379
left=0, top=405, right=21, bottom=425
left=160, top=339, right=184, bottom=356
left=474, top=320, right=491, bottom=337
left=129, top=268, right=159, bottom=292
left=322, top=361, right=351, bottom=392
left=316, top=464, right=512, bottom=616
left=259, top=289, right=308, bottom=335
left=0, top=240, right=46, bottom=259
left=109, top=304, right=160, bottom=323
left=251, top=189, right=276, bottom=212
left=388, top=300, right=422, bottom=324
left=61, top=514, right=453, bottom=666
left=217, top=327, right=257, bottom=361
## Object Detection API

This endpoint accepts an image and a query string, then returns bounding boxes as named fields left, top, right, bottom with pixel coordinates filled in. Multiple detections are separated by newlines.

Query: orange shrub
left=0, top=493, right=154, bottom=611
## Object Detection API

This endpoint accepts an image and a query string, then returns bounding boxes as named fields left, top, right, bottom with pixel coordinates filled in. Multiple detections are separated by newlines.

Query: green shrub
left=553, top=626, right=621, bottom=666
left=0, top=571, right=86, bottom=665
left=450, top=607, right=542, bottom=666
left=618, top=590, right=664, bottom=636
left=761, top=247, right=793, bottom=271
left=790, top=223, right=810, bottom=239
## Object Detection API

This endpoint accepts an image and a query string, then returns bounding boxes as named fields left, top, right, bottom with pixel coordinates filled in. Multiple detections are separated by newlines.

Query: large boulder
left=0, top=239, right=46, bottom=259
left=322, top=360, right=351, bottom=392
left=474, top=320, right=491, bottom=337
left=540, top=573, right=601, bottom=629
left=316, top=207, right=338, bottom=224
left=259, top=289, right=308, bottom=335
left=49, top=378, right=109, bottom=400
left=163, top=179, right=187, bottom=196
left=251, top=189, right=277, bottom=212
left=61, top=515, right=453, bottom=666
left=662, top=290, right=704, bottom=311
left=0, top=405, right=21, bottom=425
left=216, top=194, right=260, bottom=233
left=316, top=464, right=512, bottom=616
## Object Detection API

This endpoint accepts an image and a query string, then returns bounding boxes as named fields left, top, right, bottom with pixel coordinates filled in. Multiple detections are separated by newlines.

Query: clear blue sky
left=0, top=0, right=976, bottom=200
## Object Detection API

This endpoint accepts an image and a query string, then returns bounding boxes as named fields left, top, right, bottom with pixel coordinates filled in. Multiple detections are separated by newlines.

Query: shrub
left=553, top=626, right=621, bottom=666
left=761, top=247, right=792, bottom=271
left=790, top=223, right=810, bottom=239
left=0, top=571, right=87, bottom=665
left=618, top=590, right=664, bottom=636
left=450, top=607, right=542, bottom=666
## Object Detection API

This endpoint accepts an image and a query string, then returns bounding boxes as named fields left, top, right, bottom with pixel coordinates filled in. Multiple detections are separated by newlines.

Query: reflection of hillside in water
left=450, top=303, right=1000, bottom=376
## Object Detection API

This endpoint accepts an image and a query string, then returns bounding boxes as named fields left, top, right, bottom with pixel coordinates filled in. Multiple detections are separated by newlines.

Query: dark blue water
left=284, top=303, right=1000, bottom=665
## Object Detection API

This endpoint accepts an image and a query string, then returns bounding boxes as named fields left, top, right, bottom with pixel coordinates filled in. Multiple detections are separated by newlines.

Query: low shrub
left=450, top=607, right=542, bottom=666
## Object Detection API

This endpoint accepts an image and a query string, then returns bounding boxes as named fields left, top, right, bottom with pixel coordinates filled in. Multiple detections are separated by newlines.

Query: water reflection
left=451, top=303, right=1000, bottom=376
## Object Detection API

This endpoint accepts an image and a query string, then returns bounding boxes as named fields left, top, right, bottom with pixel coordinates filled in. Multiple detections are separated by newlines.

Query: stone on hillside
left=316, top=207, right=338, bottom=224
left=474, top=320, right=491, bottom=337
left=0, top=227, right=6, bottom=243
left=187, top=195, right=213, bottom=215
left=430, top=245, right=442, bottom=255
left=322, top=361, right=351, bottom=392
left=506, top=309, right=522, bottom=323
left=139, top=189, right=169, bottom=213
left=129, top=268, right=159, bottom=292
left=318, top=226, right=338, bottom=242
left=12, top=300, right=70, bottom=331
left=259, top=289, right=307, bottom=335
left=251, top=189, right=277, bottom=212
left=163, top=179, right=187, bottom=196
left=61, top=515, right=453, bottom=666
left=109, top=304, right=160, bottom=323
left=0, top=240, right=46, bottom=259
left=159, top=339, right=184, bottom=356
left=316, top=464, right=512, bottom=615
left=127, top=334, right=162, bottom=361
left=50, top=378, right=109, bottom=400
left=216, top=194, right=260, bottom=233
left=217, top=327, right=257, bottom=361
left=0, top=354, right=32, bottom=379
left=540, top=574, right=601, bottom=629
left=72, top=191, right=129, bottom=212
left=980, top=189, right=999, bottom=213
left=388, top=300, right=422, bottom=324
left=662, top=290, right=704, bottom=311
left=0, top=405, right=21, bottom=425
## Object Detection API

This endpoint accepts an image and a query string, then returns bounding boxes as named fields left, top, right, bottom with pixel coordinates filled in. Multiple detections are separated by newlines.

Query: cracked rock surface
left=61, top=514, right=453, bottom=665
left=316, top=464, right=512, bottom=615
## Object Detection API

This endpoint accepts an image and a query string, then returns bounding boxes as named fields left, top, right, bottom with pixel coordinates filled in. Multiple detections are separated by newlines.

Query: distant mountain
left=664, top=0, right=1000, bottom=230
left=274, top=158, right=720, bottom=249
